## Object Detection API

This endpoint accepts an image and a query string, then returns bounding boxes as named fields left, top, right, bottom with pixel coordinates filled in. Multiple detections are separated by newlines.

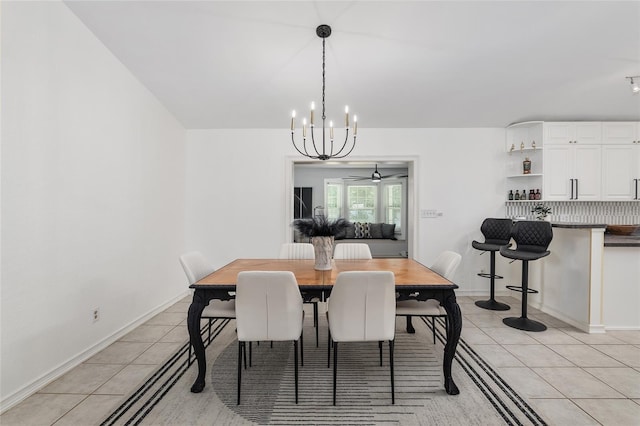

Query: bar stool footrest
left=506, top=285, right=539, bottom=294
left=477, top=272, right=504, bottom=280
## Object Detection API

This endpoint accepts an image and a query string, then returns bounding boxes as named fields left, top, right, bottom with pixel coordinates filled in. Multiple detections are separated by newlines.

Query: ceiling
left=64, top=1, right=640, bottom=130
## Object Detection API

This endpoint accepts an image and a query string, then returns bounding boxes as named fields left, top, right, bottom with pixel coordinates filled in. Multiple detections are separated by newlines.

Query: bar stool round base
left=503, top=317, right=547, bottom=332
left=475, top=299, right=511, bottom=311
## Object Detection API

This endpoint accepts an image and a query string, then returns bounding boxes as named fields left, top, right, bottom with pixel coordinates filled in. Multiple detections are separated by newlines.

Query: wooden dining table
left=187, top=258, right=462, bottom=396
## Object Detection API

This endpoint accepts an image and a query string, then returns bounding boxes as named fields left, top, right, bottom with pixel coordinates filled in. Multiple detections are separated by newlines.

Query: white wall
left=1, top=2, right=187, bottom=407
left=185, top=127, right=507, bottom=292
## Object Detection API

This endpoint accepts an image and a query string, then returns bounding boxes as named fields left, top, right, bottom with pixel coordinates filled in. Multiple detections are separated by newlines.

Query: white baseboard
left=605, top=325, right=640, bottom=331
left=528, top=301, right=603, bottom=334
left=0, top=291, right=190, bottom=414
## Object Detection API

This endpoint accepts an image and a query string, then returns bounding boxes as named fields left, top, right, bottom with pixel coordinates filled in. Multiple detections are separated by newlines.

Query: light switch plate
left=421, top=209, right=441, bottom=218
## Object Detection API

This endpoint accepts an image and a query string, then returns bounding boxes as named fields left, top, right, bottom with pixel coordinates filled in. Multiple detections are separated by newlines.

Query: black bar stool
left=499, top=220, right=553, bottom=332
left=472, top=218, right=513, bottom=311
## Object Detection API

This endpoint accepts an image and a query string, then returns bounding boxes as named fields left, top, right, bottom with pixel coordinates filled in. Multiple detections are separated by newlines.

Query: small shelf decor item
left=531, top=203, right=552, bottom=221
left=292, top=216, right=349, bottom=270
left=523, top=157, right=531, bottom=174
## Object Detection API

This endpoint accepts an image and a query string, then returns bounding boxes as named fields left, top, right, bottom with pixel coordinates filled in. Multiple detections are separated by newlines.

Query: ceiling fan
left=346, top=164, right=408, bottom=182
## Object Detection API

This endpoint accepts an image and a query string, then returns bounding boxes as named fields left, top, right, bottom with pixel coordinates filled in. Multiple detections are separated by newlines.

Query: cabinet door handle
left=635, top=179, right=638, bottom=200
left=570, top=178, right=574, bottom=199
left=575, top=179, right=579, bottom=200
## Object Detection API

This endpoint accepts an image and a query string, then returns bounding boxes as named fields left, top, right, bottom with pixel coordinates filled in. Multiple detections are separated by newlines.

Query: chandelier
left=290, top=25, right=357, bottom=160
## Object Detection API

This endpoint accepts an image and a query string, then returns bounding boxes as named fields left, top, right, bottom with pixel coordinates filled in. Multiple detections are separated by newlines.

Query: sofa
left=334, top=222, right=408, bottom=258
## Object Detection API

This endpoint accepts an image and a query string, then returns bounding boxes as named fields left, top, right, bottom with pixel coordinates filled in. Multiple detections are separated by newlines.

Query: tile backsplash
left=505, top=201, right=640, bottom=224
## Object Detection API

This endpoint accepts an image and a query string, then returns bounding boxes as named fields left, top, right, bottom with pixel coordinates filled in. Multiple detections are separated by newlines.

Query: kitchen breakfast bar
left=520, top=223, right=640, bottom=333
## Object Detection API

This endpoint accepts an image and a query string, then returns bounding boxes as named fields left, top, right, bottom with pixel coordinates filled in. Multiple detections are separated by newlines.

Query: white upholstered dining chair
left=235, top=271, right=304, bottom=405
left=179, top=252, right=236, bottom=347
left=279, top=243, right=320, bottom=346
left=395, top=250, right=462, bottom=343
left=327, top=271, right=396, bottom=405
left=333, top=243, right=372, bottom=260
left=279, top=242, right=315, bottom=259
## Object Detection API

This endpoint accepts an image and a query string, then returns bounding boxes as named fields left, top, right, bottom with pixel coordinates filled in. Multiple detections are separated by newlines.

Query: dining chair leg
left=294, top=340, right=299, bottom=404
left=389, top=340, right=395, bottom=405
left=332, top=341, right=338, bottom=406
left=314, top=302, right=319, bottom=347
left=300, top=330, right=304, bottom=367
left=378, top=341, right=383, bottom=366
left=249, top=342, right=252, bottom=367
left=237, top=341, right=243, bottom=405
left=243, top=341, right=247, bottom=370
left=188, top=343, right=192, bottom=367
left=327, top=329, right=331, bottom=368
left=208, top=319, right=212, bottom=344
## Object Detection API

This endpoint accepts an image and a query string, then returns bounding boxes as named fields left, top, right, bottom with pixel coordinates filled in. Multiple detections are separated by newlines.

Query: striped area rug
left=102, top=317, right=547, bottom=426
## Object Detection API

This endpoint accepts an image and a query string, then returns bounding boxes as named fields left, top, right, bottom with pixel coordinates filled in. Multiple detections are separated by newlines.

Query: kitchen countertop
left=547, top=222, right=640, bottom=247
left=550, top=222, right=607, bottom=229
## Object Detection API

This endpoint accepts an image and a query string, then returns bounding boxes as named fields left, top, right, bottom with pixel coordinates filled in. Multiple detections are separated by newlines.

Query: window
left=324, top=178, right=407, bottom=239
left=325, top=182, right=342, bottom=220
left=383, top=182, right=403, bottom=231
left=347, top=185, right=377, bottom=222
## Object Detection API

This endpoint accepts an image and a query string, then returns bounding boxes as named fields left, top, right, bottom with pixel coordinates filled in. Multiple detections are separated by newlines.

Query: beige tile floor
left=2, top=295, right=640, bottom=425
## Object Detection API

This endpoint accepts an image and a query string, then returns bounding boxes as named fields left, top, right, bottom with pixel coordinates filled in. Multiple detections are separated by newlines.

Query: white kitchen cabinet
left=602, top=144, right=640, bottom=200
left=602, top=122, right=640, bottom=144
left=544, top=144, right=602, bottom=200
left=544, top=122, right=602, bottom=145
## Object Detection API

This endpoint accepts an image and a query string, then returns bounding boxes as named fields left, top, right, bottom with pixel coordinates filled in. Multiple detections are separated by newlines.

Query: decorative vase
left=312, top=236, right=334, bottom=270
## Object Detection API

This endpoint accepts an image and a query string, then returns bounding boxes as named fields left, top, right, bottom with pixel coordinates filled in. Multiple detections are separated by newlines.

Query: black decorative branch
left=292, top=216, right=349, bottom=237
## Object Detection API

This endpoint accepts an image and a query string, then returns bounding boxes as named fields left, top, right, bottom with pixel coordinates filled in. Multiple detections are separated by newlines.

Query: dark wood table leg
left=187, top=293, right=207, bottom=393
left=441, top=290, right=462, bottom=395
left=188, top=288, right=234, bottom=393
left=405, top=315, right=416, bottom=334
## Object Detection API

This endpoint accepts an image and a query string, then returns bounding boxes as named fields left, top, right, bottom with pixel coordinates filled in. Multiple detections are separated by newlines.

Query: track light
left=626, top=76, right=640, bottom=94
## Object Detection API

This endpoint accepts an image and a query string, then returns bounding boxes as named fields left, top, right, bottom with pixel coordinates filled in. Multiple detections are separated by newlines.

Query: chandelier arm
left=330, top=134, right=358, bottom=159
left=292, top=133, right=317, bottom=158
left=309, top=126, right=322, bottom=157
left=329, top=128, right=351, bottom=156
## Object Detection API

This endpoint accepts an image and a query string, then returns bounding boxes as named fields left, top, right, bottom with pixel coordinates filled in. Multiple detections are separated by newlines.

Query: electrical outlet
left=93, top=308, right=100, bottom=323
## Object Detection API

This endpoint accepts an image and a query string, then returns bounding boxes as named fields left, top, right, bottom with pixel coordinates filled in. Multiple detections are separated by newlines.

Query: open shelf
left=507, top=173, right=543, bottom=178
left=507, top=147, right=543, bottom=153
